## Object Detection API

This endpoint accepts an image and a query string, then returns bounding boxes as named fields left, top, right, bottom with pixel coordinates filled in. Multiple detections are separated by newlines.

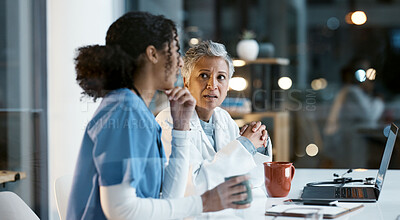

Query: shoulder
left=112, top=89, right=153, bottom=122
left=113, top=88, right=145, bottom=110
left=94, top=88, right=144, bottom=112
left=88, top=89, right=158, bottom=135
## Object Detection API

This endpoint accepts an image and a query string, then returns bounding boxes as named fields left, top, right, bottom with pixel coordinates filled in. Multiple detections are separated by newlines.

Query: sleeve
left=156, top=109, right=192, bottom=198
left=100, top=182, right=202, bottom=220
left=91, top=107, right=153, bottom=188
left=162, top=129, right=191, bottom=198
left=237, top=136, right=257, bottom=155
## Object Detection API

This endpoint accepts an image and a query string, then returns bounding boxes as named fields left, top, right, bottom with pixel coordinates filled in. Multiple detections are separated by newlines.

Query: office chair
left=54, top=175, right=73, bottom=220
left=0, top=191, right=40, bottom=220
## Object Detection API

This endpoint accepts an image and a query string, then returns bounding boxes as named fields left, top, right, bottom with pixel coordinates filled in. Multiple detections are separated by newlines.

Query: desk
left=0, top=170, right=26, bottom=186
left=196, top=169, right=400, bottom=219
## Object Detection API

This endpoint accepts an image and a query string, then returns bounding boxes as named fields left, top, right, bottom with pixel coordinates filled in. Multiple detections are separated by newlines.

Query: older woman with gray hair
left=156, top=40, right=272, bottom=197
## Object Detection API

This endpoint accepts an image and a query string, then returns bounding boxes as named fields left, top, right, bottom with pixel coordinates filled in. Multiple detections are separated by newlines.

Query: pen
left=284, top=199, right=338, bottom=206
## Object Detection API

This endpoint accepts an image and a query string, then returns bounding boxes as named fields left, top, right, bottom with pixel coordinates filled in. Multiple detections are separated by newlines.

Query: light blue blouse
left=67, top=88, right=166, bottom=220
left=199, top=115, right=216, bottom=151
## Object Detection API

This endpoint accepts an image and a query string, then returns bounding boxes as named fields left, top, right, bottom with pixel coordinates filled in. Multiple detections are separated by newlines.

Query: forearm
left=100, top=182, right=202, bottom=220
left=162, top=129, right=191, bottom=198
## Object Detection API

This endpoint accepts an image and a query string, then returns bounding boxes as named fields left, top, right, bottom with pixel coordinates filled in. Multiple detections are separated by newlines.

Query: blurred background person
left=324, top=57, right=384, bottom=168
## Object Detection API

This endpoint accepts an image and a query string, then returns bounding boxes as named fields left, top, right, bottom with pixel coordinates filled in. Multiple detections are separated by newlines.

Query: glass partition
left=127, top=0, right=400, bottom=169
left=0, top=0, right=47, bottom=218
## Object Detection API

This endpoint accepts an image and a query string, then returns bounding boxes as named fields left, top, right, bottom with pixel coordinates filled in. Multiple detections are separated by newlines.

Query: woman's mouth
left=203, top=94, right=218, bottom=100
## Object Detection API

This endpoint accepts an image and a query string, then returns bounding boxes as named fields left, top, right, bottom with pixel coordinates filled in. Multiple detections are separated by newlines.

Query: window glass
left=128, top=0, right=400, bottom=169
left=0, top=0, right=47, bottom=218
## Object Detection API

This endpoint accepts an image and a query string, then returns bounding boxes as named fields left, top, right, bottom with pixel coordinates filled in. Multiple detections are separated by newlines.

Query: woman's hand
left=240, top=121, right=269, bottom=149
left=165, top=87, right=196, bottom=131
left=201, top=175, right=251, bottom=212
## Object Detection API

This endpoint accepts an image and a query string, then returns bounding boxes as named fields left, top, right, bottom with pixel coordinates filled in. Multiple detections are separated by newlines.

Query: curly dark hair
left=75, top=11, right=180, bottom=100
left=75, top=45, right=134, bottom=101
left=106, top=11, right=180, bottom=76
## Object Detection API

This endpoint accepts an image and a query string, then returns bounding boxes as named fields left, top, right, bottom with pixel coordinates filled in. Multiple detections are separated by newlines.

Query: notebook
left=265, top=203, right=364, bottom=219
left=301, top=123, right=398, bottom=202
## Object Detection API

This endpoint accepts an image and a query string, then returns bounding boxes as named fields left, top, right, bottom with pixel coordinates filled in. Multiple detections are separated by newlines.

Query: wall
left=47, top=0, right=123, bottom=219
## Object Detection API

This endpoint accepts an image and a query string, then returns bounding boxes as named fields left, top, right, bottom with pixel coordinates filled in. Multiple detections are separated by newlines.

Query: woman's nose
left=207, top=77, right=217, bottom=90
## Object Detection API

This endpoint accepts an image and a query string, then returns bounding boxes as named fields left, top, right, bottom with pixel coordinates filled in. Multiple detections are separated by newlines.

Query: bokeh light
left=229, top=77, right=248, bottom=91
left=278, top=77, right=292, bottom=90
left=351, top=11, right=367, bottom=25
left=311, top=78, right=328, bottom=90
left=232, top=59, right=246, bottom=67
left=189, top=38, right=199, bottom=45
left=355, top=69, right=367, bottom=82
left=366, top=68, right=376, bottom=80
left=306, top=144, right=319, bottom=157
left=327, top=17, right=340, bottom=30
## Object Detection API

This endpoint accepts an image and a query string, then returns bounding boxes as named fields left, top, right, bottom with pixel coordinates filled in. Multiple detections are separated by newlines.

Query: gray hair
left=182, top=40, right=234, bottom=83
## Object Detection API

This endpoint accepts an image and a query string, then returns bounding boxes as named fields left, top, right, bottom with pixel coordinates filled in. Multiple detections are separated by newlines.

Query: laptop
left=301, top=123, right=398, bottom=202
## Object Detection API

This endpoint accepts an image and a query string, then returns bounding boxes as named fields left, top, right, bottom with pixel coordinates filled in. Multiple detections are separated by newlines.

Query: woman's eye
left=217, top=75, right=226, bottom=80
left=199, top=73, right=208, bottom=79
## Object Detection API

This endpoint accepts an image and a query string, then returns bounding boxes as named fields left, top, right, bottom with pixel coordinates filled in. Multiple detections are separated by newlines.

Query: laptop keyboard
left=335, top=187, right=368, bottom=198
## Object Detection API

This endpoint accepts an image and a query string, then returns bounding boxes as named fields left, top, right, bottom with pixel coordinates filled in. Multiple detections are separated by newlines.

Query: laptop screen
left=375, top=123, right=398, bottom=193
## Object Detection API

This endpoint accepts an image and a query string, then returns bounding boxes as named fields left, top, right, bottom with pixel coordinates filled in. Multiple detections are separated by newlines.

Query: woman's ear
left=145, top=45, right=158, bottom=64
left=183, top=77, right=189, bottom=88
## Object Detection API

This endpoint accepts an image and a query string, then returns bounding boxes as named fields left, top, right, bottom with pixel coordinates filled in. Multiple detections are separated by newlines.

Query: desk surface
left=0, top=170, right=26, bottom=184
left=197, top=169, right=400, bottom=219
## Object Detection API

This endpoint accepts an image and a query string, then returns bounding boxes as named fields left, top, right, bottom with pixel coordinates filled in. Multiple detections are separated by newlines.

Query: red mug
left=263, top=162, right=295, bottom=197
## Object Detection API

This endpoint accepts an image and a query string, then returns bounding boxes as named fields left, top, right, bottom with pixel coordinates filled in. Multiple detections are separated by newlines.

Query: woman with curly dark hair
left=67, top=12, right=251, bottom=220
